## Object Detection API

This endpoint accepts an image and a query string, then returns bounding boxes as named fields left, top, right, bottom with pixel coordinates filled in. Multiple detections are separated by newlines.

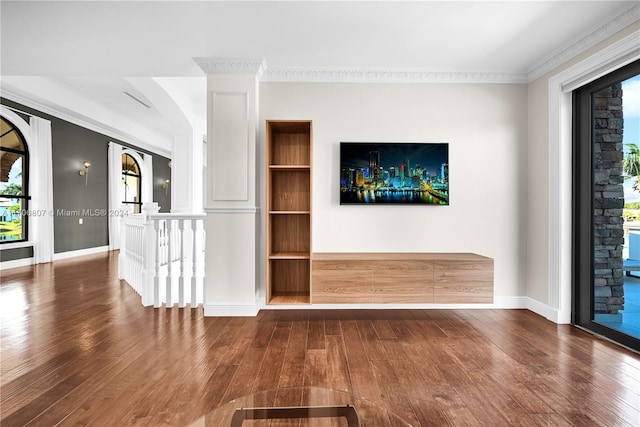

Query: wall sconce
left=79, top=161, right=91, bottom=185
left=162, top=179, right=170, bottom=195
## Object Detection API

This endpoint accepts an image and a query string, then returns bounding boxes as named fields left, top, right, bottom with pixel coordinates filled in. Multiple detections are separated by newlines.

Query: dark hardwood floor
left=1, top=251, right=639, bottom=426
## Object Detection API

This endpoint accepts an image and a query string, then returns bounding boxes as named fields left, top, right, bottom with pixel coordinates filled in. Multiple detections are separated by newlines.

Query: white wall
left=526, top=77, right=551, bottom=305
left=260, top=82, right=528, bottom=298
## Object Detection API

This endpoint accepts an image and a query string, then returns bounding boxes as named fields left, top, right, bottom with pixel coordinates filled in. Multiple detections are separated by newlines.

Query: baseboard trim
left=203, top=296, right=565, bottom=324
left=52, top=245, right=110, bottom=261
left=204, top=304, right=260, bottom=317
left=526, top=297, right=565, bottom=323
left=261, top=296, right=529, bottom=311
left=0, top=257, right=34, bottom=270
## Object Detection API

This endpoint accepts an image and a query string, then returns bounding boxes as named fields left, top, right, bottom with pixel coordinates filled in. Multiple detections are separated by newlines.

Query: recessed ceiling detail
left=124, top=91, right=151, bottom=109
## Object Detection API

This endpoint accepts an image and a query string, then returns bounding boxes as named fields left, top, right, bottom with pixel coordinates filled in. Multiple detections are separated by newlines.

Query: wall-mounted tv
left=340, top=142, right=449, bottom=205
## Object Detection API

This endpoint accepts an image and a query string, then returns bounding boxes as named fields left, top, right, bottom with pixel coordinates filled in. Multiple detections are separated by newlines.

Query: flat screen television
left=340, top=142, right=449, bottom=205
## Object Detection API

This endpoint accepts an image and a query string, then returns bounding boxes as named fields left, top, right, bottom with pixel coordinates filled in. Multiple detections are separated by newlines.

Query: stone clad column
left=593, top=82, right=625, bottom=323
left=194, top=59, right=265, bottom=316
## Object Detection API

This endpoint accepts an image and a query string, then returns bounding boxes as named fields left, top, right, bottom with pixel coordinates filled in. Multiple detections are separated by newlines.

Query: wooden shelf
left=269, top=165, right=311, bottom=170
left=270, top=170, right=310, bottom=211
left=268, top=293, right=311, bottom=305
left=268, top=121, right=311, bottom=166
left=269, top=259, right=310, bottom=300
left=266, top=120, right=312, bottom=305
left=269, top=252, right=311, bottom=260
left=269, top=211, right=310, bottom=215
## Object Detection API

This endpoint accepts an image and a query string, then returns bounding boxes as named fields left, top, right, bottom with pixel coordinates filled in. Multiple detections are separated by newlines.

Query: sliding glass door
left=573, top=59, right=640, bottom=351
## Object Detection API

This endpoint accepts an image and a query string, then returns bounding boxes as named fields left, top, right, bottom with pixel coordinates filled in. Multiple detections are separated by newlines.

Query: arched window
left=122, top=153, right=142, bottom=214
left=0, top=117, right=29, bottom=242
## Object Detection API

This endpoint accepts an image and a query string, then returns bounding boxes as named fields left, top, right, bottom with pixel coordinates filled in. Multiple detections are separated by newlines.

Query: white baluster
left=166, top=219, right=173, bottom=307
left=136, top=222, right=140, bottom=293
left=178, top=219, right=186, bottom=308
left=154, top=220, right=162, bottom=307
left=191, top=219, right=198, bottom=307
left=134, top=224, right=137, bottom=294
left=200, top=221, right=206, bottom=305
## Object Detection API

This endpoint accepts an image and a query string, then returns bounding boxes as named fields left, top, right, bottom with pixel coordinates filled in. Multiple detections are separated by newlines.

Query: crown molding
left=191, top=57, right=527, bottom=84
left=193, top=58, right=267, bottom=79
left=262, top=68, right=529, bottom=84
left=527, top=3, right=640, bottom=82
left=192, top=3, right=639, bottom=86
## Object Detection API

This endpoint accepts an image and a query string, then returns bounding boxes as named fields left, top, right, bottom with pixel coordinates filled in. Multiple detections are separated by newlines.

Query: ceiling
left=1, top=0, right=638, bottom=155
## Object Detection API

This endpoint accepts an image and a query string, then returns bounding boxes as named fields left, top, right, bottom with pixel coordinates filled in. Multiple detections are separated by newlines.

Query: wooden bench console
left=312, top=253, right=493, bottom=304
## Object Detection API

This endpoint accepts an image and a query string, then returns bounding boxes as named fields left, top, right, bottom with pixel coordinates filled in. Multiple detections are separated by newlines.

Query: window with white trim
left=0, top=116, right=29, bottom=242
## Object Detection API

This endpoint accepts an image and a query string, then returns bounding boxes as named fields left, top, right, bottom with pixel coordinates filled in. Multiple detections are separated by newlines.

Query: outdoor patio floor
left=599, top=275, right=640, bottom=340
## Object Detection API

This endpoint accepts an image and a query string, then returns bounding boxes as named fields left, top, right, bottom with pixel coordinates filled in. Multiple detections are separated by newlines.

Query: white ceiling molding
left=188, top=3, right=636, bottom=85
left=527, top=3, right=640, bottom=82
left=0, top=87, right=172, bottom=158
left=193, top=58, right=267, bottom=79
left=192, top=58, right=528, bottom=84
left=261, top=68, right=529, bottom=84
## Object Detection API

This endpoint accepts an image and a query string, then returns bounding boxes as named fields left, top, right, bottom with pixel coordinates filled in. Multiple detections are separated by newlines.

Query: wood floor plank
left=306, top=317, right=325, bottom=350
left=277, top=315, right=308, bottom=389
left=409, top=395, right=455, bottom=427
left=368, top=356, right=420, bottom=426
left=221, top=347, right=266, bottom=403
left=254, top=322, right=291, bottom=392
left=303, top=349, right=327, bottom=388
left=323, top=313, right=342, bottom=336
left=23, top=357, right=124, bottom=426
left=325, top=334, right=351, bottom=393
left=340, top=320, right=384, bottom=402
left=430, top=384, right=482, bottom=426
left=371, top=318, right=396, bottom=339
left=2, top=252, right=639, bottom=426
left=451, top=384, right=514, bottom=427
left=355, top=319, right=388, bottom=361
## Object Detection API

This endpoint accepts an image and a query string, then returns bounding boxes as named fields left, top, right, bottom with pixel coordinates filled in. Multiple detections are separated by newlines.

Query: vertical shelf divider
left=266, top=120, right=312, bottom=304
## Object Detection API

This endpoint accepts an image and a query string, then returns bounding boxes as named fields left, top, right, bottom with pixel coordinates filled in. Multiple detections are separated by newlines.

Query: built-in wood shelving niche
left=266, top=120, right=312, bottom=304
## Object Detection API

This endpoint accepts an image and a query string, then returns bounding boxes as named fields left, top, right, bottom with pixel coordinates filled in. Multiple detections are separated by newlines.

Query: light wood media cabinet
left=312, top=253, right=493, bottom=304
left=265, top=121, right=493, bottom=306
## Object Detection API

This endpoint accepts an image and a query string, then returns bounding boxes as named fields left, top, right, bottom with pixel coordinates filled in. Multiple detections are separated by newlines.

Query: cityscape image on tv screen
left=340, top=142, right=449, bottom=205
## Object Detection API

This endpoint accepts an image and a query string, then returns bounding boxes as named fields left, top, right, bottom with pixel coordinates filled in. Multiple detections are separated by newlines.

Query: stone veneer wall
left=593, top=82, right=625, bottom=322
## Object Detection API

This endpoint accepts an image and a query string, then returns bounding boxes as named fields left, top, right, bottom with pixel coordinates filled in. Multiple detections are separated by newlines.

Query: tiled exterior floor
left=600, top=275, right=640, bottom=339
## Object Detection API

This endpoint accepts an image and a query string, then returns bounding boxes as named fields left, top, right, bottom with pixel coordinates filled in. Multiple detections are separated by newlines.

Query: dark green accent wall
left=153, top=155, right=172, bottom=213
left=0, top=246, right=33, bottom=262
left=51, top=118, right=110, bottom=253
left=0, top=98, right=172, bottom=256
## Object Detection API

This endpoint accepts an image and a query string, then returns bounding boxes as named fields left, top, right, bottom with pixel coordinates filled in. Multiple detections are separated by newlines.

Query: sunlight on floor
left=0, top=285, right=29, bottom=320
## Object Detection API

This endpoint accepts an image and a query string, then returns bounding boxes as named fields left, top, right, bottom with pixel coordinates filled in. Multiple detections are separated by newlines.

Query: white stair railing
left=119, top=202, right=206, bottom=308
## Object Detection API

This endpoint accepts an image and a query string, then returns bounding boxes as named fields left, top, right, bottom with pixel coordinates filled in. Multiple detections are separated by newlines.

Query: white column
left=171, top=129, right=204, bottom=214
left=194, top=58, right=264, bottom=316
